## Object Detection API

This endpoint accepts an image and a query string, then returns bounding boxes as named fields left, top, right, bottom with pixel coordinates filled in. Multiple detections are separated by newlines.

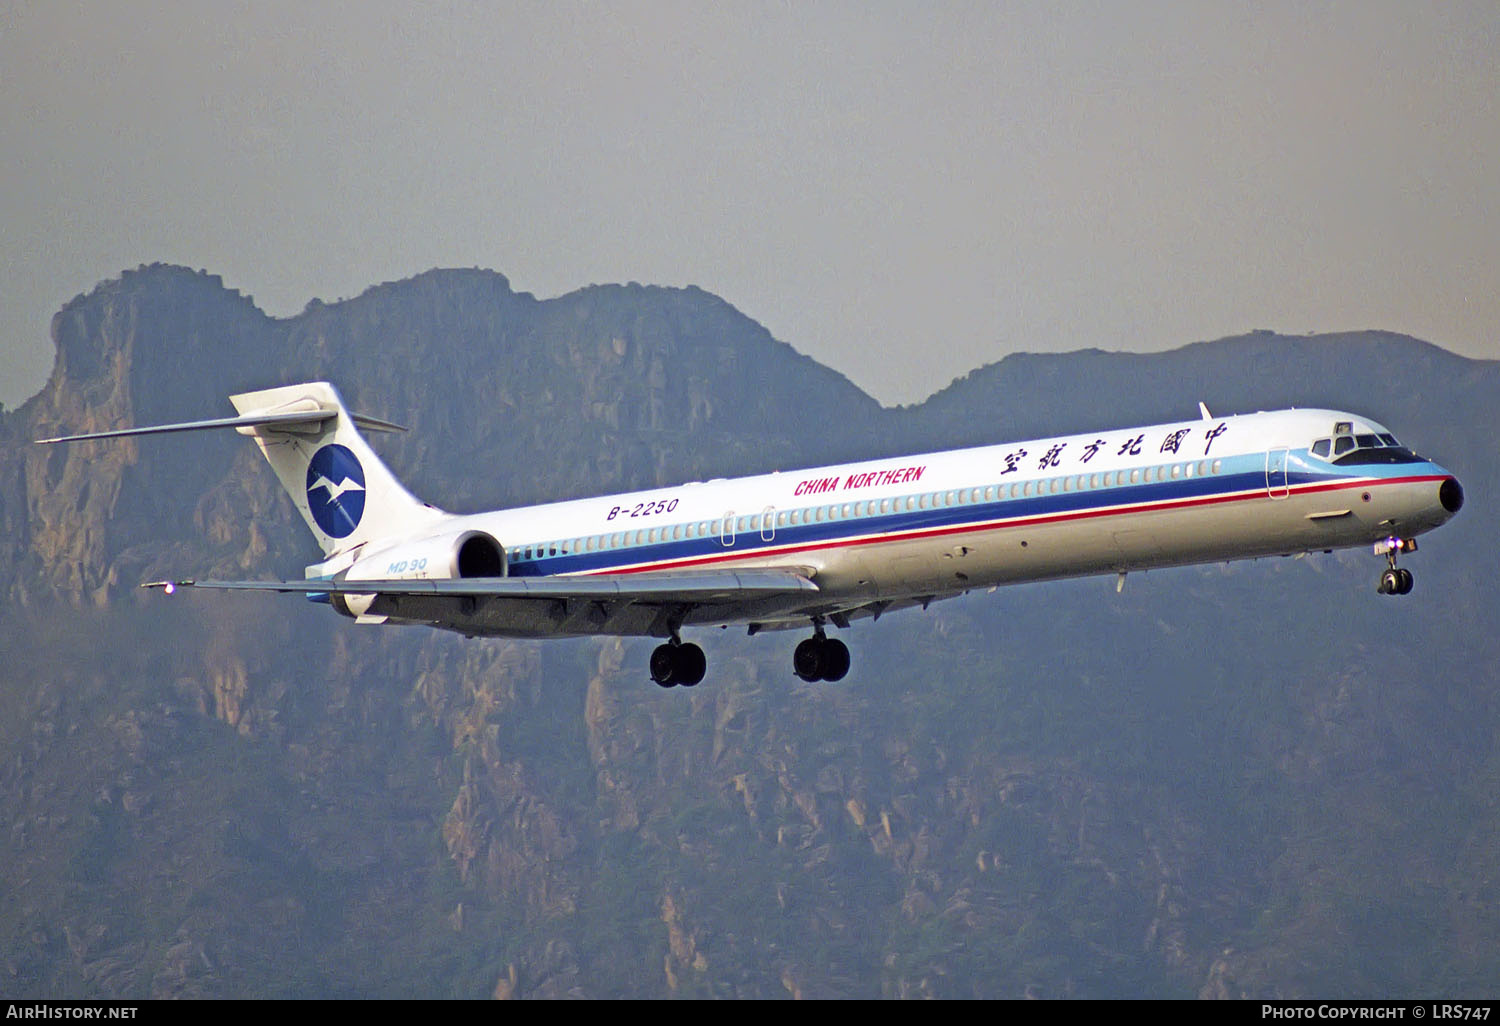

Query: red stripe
left=586, top=473, right=1446, bottom=577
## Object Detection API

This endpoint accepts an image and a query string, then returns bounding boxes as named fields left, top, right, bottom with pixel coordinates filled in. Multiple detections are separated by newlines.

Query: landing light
left=163, top=582, right=175, bottom=596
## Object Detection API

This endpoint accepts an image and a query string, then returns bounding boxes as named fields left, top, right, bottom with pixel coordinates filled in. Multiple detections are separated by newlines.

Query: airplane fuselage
left=347, top=406, right=1462, bottom=641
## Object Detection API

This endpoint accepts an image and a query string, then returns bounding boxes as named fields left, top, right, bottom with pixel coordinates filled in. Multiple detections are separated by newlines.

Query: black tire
left=1379, top=569, right=1400, bottom=595
left=820, top=638, right=850, bottom=682
left=1398, top=568, right=1414, bottom=595
left=793, top=637, right=824, bottom=681
left=650, top=643, right=678, bottom=687
left=676, top=643, right=707, bottom=687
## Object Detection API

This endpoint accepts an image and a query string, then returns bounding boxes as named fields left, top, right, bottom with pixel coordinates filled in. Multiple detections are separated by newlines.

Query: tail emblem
left=306, top=444, right=366, bottom=538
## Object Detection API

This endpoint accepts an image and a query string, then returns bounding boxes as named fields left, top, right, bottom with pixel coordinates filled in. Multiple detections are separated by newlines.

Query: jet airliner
left=38, top=382, right=1464, bottom=687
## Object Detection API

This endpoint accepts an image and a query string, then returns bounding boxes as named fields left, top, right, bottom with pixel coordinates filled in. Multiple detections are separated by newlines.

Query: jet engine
left=329, top=530, right=505, bottom=618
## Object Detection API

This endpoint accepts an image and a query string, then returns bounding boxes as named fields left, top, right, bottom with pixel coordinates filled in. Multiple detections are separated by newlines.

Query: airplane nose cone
left=1440, top=476, right=1465, bottom=514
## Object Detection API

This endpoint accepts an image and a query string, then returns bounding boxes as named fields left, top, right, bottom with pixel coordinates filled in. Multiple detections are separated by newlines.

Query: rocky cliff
left=2, top=266, right=1498, bottom=997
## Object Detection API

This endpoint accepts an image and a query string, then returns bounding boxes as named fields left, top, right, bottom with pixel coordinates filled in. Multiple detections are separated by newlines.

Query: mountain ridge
left=2, top=264, right=1497, bottom=998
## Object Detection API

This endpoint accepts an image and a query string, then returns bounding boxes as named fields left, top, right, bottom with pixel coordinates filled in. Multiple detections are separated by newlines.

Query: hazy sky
left=3, top=1, right=1497, bottom=410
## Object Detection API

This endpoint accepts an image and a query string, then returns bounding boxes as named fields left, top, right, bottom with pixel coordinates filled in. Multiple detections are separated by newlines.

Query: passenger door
left=1265, top=448, right=1289, bottom=499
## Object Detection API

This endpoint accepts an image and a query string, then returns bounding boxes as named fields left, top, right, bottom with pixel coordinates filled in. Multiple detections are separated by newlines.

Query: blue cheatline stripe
left=503, top=455, right=1445, bottom=579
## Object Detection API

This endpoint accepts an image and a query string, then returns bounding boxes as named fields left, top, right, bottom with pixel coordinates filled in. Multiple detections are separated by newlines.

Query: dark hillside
left=1, top=266, right=1495, bottom=997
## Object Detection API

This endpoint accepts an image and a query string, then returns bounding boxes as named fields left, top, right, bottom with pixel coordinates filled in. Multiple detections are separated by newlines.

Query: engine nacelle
left=329, top=530, right=506, bottom=619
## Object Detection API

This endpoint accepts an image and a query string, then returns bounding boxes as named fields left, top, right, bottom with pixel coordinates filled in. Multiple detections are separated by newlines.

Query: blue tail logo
left=306, top=444, right=366, bottom=538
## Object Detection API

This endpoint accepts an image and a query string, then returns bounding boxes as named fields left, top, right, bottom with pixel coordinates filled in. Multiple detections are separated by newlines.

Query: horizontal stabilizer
left=36, top=407, right=404, bottom=445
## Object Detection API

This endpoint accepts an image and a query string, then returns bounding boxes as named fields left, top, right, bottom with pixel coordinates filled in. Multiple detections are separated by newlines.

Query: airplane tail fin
left=226, top=382, right=446, bottom=557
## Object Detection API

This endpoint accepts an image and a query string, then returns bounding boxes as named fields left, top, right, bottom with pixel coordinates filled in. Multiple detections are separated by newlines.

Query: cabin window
left=1171, top=464, right=1181, bottom=479
left=879, top=499, right=890, bottom=514
left=1130, top=469, right=1140, bottom=484
left=673, top=524, right=683, bottom=540
left=841, top=503, right=852, bottom=518
left=985, top=486, right=996, bottom=501
left=1211, top=459, right=1222, bottom=474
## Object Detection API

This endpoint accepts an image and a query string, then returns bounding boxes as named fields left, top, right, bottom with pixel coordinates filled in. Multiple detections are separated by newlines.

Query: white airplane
left=38, top=381, right=1464, bottom=687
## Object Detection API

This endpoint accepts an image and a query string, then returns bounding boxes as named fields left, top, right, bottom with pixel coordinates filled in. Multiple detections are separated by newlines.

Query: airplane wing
left=144, top=568, right=821, bottom=638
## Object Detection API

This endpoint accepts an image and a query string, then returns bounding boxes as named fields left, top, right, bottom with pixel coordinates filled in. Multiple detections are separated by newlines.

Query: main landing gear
left=1375, top=536, right=1416, bottom=596
left=650, top=638, right=706, bottom=688
left=793, top=628, right=850, bottom=683
left=648, top=624, right=853, bottom=688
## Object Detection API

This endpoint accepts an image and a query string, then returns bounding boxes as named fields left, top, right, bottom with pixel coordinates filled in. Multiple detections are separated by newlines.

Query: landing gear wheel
left=1379, top=568, right=1401, bottom=595
left=793, top=637, right=824, bottom=682
left=650, top=643, right=679, bottom=687
left=1397, top=568, right=1414, bottom=595
left=650, top=641, right=707, bottom=688
left=793, top=635, right=851, bottom=683
left=674, top=643, right=706, bottom=687
left=819, top=638, right=850, bottom=682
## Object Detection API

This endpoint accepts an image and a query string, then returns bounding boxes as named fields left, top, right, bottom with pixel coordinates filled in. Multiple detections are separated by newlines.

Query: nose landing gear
left=1375, top=537, right=1416, bottom=596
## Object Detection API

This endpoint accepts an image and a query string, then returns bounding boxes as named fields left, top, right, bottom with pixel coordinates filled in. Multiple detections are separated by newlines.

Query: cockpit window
left=1310, top=430, right=1423, bottom=466
left=1314, top=432, right=1428, bottom=468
